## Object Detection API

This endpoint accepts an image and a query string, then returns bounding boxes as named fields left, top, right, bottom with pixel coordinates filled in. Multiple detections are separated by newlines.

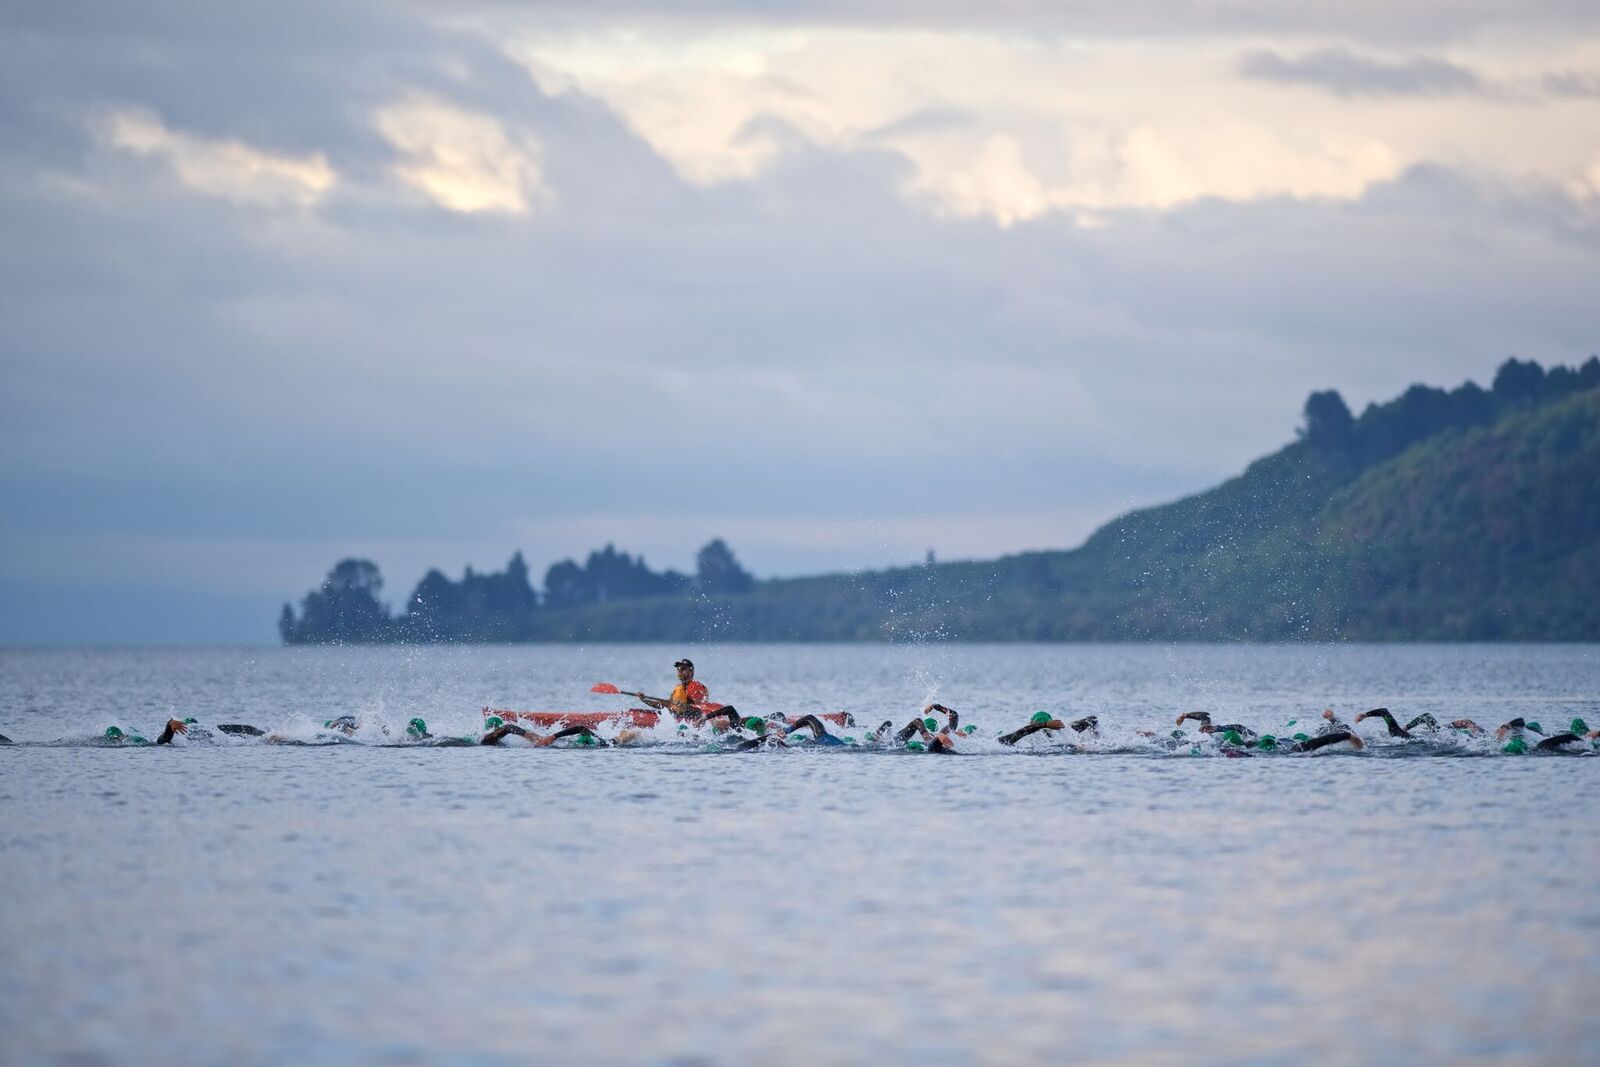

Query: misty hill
left=280, top=356, right=1600, bottom=642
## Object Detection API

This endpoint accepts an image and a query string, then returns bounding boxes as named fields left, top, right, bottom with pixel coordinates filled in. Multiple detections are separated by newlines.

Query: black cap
left=674, top=658, right=694, bottom=670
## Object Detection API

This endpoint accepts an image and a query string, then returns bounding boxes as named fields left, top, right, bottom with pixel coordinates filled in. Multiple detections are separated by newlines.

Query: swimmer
left=1288, top=731, right=1364, bottom=753
left=1353, top=708, right=1449, bottom=739
left=728, top=716, right=788, bottom=750
left=0, top=731, right=10, bottom=745
left=480, top=722, right=608, bottom=747
left=400, top=718, right=479, bottom=747
left=97, top=721, right=216, bottom=745
left=999, top=712, right=1066, bottom=746
left=1175, top=712, right=1258, bottom=742
left=155, top=718, right=194, bottom=744
left=783, top=714, right=851, bottom=746
left=1316, top=708, right=1353, bottom=736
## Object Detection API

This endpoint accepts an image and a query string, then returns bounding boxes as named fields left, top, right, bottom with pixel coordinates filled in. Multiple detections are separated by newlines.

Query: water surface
left=2, top=644, right=1596, bottom=1065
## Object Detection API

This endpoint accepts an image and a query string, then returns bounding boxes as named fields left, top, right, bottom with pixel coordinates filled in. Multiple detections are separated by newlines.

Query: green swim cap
left=323, top=720, right=333, bottom=728
left=677, top=723, right=689, bottom=732
left=1257, top=735, right=1277, bottom=750
left=1502, top=737, right=1528, bottom=754
left=1221, top=729, right=1243, bottom=746
left=484, top=716, right=503, bottom=729
left=1189, top=745, right=1203, bottom=756
left=573, top=733, right=598, bottom=746
left=842, top=736, right=856, bottom=744
left=1293, top=732, right=1310, bottom=742
left=183, top=717, right=198, bottom=725
left=1286, top=719, right=1297, bottom=727
left=924, top=717, right=939, bottom=731
left=104, top=726, right=124, bottom=740
left=743, top=716, right=765, bottom=732
left=1171, top=729, right=1186, bottom=740
left=906, top=740, right=926, bottom=751
left=1525, top=721, right=1543, bottom=735
left=1571, top=718, right=1589, bottom=735
left=961, top=724, right=977, bottom=735
left=406, top=717, right=427, bottom=738
left=1030, top=711, right=1052, bottom=725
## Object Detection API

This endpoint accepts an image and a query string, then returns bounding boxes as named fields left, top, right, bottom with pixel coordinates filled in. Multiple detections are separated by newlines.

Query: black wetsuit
left=1535, top=733, right=1585, bottom=751
left=217, top=724, right=265, bottom=736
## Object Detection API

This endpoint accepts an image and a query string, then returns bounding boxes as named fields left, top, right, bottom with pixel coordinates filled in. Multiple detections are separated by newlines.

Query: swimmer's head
left=406, top=717, right=427, bottom=738
left=743, top=716, right=766, bottom=734
left=1524, top=721, right=1543, bottom=735
left=1572, top=718, right=1589, bottom=735
left=103, top=726, right=123, bottom=740
left=960, top=724, right=977, bottom=735
left=484, top=716, right=504, bottom=729
left=183, top=717, right=198, bottom=725
left=906, top=740, right=926, bottom=752
left=1030, top=711, right=1053, bottom=725
left=923, top=717, right=938, bottom=731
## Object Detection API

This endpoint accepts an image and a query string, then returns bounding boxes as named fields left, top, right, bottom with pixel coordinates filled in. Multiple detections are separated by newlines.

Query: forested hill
left=280, top=356, right=1600, bottom=642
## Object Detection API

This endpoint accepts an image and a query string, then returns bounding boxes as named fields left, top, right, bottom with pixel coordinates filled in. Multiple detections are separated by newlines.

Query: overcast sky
left=2, top=1, right=1598, bottom=644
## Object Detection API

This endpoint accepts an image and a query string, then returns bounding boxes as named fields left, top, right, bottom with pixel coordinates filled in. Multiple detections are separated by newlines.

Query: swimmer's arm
left=786, top=715, right=828, bottom=740
left=700, top=707, right=742, bottom=728
left=1450, top=719, right=1484, bottom=735
left=924, top=704, right=958, bottom=730
left=1355, top=709, right=1406, bottom=737
left=217, top=723, right=265, bottom=736
left=1069, top=715, right=1098, bottom=734
left=537, top=725, right=604, bottom=747
left=998, top=719, right=1063, bottom=746
left=155, top=719, right=188, bottom=745
left=1403, top=713, right=1440, bottom=733
left=1293, top=731, right=1362, bottom=752
left=481, top=723, right=529, bottom=746
left=895, top=718, right=932, bottom=743
left=1175, top=712, right=1211, bottom=727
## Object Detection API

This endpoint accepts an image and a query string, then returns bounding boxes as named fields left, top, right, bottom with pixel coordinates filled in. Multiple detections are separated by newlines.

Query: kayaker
left=630, top=658, right=710, bottom=718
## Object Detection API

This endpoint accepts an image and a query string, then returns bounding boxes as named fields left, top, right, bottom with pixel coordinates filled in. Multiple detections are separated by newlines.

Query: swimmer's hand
left=167, top=719, right=188, bottom=735
left=1041, top=719, right=1065, bottom=730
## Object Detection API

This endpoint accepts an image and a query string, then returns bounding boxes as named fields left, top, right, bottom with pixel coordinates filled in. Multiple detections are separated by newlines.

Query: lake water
left=2, top=644, right=1597, bottom=1066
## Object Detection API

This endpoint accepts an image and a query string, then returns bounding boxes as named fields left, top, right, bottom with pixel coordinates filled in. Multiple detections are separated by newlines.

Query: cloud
left=1237, top=47, right=1483, bottom=97
left=95, top=106, right=335, bottom=207
left=1544, top=70, right=1600, bottom=98
left=3, top=0, right=1600, bottom=643
left=374, top=95, right=544, bottom=213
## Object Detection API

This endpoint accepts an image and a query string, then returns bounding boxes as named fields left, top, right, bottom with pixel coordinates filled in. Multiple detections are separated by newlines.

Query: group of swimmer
left=3, top=657, right=1595, bottom=754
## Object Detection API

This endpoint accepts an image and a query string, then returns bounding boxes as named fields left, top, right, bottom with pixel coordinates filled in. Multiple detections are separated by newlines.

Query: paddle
left=591, top=683, right=622, bottom=694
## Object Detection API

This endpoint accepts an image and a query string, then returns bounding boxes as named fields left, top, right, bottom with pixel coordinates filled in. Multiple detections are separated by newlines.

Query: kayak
left=482, top=707, right=852, bottom=728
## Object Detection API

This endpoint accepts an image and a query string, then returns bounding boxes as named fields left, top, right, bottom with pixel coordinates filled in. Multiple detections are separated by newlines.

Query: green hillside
left=281, top=357, right=1600, bottom=642
left=520, top=362, right=1600, bottom=641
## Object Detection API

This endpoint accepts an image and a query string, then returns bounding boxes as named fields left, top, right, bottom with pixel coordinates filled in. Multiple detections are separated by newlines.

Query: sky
left=1, top=1, right=1598, bottom=644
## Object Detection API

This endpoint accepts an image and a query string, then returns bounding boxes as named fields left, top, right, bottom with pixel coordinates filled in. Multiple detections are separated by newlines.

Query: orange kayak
left=482, top=707, right=851, bottom=728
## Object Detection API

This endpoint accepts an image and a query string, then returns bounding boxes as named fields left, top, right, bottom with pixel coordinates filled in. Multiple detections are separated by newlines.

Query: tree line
left=279, top=539, right=753, bottom=644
